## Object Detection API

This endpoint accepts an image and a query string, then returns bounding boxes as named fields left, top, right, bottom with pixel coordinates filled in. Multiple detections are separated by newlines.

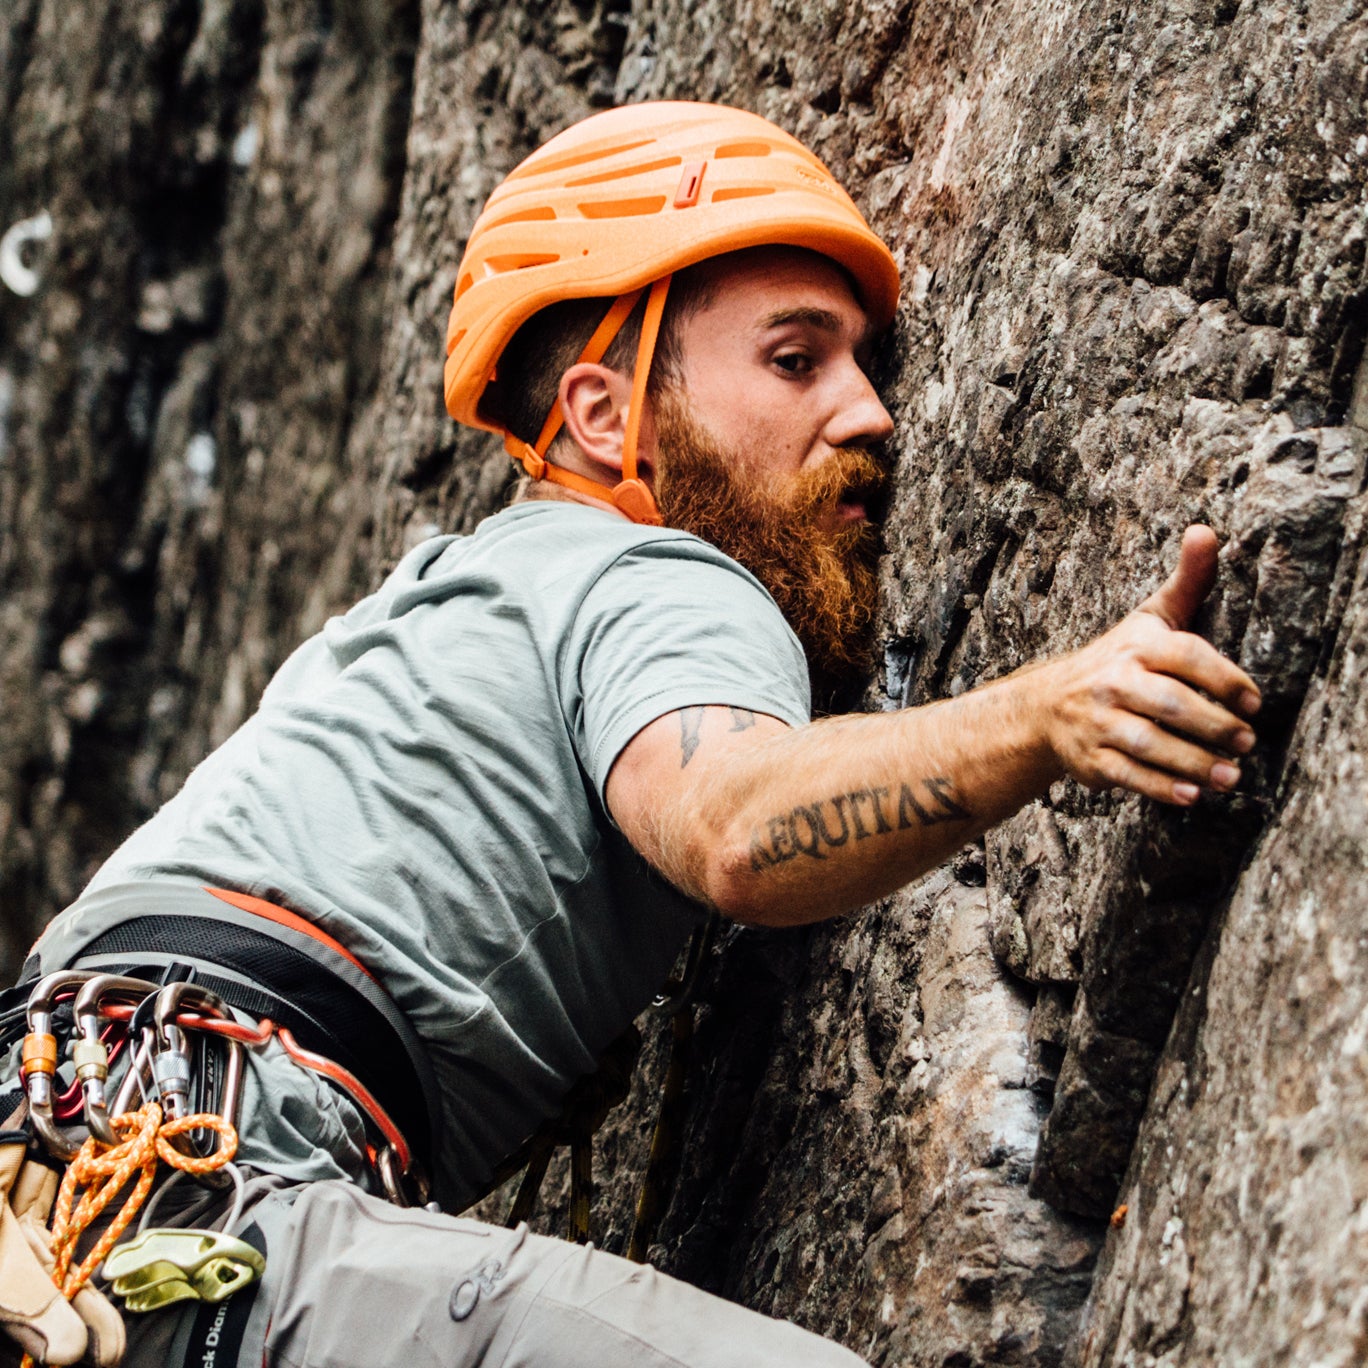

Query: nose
left=825, top=360, right=894, bottom=451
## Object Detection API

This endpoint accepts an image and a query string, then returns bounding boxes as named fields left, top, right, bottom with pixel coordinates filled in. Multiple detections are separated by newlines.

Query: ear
left=560, top=363, right=631, bottom=478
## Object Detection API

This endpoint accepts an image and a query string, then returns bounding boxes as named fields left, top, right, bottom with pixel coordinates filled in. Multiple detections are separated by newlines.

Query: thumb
left=1137, top=525, right=1220, bottom=630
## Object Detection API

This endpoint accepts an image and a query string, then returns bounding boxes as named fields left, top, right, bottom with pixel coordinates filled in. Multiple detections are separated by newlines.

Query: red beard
left=652, top=389, right=886, bottom=705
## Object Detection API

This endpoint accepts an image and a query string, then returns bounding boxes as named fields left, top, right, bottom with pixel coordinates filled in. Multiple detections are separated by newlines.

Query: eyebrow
left=758, top=306, right=845, bottom=334
left=757, top=305, right=876, bottom=353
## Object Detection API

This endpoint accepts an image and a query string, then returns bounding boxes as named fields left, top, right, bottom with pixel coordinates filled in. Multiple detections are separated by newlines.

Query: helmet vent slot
left=485, top=206, right=557, bottom=229
left=483, top=253, right=561, bottom=274
left=508, top=138, right=655, bottom=181
left=715, top=140, right=772, bottom=159
left=455, top=272, right=474, bottom=299
left=577, top=196, right=668, bottom=219
left=566, top=156, right=682, bottom=187
left=710, top=186, right=775, bottom=202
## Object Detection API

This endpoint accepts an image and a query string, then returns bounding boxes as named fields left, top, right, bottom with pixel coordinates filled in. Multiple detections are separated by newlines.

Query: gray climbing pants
left=1, top=1172, right=868, bottom=1368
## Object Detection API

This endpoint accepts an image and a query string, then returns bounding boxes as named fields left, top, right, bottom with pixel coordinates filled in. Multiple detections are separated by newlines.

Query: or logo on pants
left=449, top=1258, right=507, bottom=1322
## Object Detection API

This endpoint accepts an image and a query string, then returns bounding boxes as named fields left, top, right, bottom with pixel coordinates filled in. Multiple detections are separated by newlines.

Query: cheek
left=683, top=361, right=817, bottom=472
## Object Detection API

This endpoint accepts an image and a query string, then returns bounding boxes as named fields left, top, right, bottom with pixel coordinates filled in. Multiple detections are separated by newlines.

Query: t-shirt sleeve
left=561, top=537, right=812, bottom=805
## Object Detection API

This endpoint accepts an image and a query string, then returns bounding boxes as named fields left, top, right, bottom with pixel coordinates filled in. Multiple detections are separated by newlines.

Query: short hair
left=482, top=263, right=716, bottom=453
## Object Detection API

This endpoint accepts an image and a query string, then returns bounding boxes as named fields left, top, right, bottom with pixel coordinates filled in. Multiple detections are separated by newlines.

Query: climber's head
left=443, top=101, right=900, bottom=691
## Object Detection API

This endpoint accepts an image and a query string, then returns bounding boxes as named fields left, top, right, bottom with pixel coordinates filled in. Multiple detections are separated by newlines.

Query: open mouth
left=834, top=475, right=888, bottom=525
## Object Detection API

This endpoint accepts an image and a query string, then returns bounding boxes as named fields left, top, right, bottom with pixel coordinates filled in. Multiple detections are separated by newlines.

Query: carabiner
left=150, top=984, right=244, bottom=1160
left=70, top=974, right=159, bottom=1145
left=22, top=970, right=97, bottom=1160
left=150, top=983, right=225, bottom=1120
left=376, top=1144, right=432, bottom=1209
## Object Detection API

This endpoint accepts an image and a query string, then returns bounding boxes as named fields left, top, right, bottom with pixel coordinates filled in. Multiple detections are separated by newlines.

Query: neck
left=515, top=478, right=630, bottom=520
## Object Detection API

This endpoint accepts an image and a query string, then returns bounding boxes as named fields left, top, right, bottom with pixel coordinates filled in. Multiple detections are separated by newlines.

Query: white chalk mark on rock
left=185, top=432, right=217, bottom=506
left=929, top=97, right=971, bottom=193
left=0, top=211, right=53, bottom=297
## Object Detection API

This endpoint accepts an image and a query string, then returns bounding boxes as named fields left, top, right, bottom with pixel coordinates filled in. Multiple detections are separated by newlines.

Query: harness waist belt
left=23, top=886, right=440, bottom=1191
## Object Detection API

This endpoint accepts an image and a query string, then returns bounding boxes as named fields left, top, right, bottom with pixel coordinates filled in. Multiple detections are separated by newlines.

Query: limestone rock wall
left=1, top=1, right=1364, bottom=1364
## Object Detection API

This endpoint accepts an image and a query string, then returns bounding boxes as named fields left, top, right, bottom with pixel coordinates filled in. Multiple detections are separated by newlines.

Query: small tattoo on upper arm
left=727, top=707, right=757, bottom=733
left=679, top=707, right=706, bottom=768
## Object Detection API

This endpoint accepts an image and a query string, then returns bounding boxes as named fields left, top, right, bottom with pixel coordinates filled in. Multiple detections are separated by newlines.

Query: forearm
left=613, top=529, right=1261, bottom=927
left=689, top=671, right=1061, bottom=925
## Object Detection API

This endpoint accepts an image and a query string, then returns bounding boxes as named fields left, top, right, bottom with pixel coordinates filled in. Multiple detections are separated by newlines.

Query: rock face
left=1, top=1, right=1364, bottom=1364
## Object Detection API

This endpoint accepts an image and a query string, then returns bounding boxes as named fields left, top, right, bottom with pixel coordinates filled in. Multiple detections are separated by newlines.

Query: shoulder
left=471, top=502, right=782, bottom=610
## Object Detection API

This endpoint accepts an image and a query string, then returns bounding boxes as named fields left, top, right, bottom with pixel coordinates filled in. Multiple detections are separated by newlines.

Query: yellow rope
left=20, top=1104, right=238, bottom=1368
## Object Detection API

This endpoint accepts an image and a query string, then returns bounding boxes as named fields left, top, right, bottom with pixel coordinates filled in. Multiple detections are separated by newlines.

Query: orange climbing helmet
left=443, top=101, right=900, bottom=525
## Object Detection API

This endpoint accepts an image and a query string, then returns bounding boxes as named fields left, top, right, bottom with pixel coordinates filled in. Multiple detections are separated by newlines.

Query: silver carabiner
left=22, top=970, right=97, bottom=1161
left=149, top=983, right=224, bottom=1121
left=70, top=974, right=159, bottom=1145
left=376, top=1145, right=432, bottom=1209
left=150, top=984, right=244, bottom=1162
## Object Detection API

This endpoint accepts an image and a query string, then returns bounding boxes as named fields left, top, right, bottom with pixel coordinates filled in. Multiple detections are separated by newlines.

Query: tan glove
left=0, top=1141, right=125, bottom=1367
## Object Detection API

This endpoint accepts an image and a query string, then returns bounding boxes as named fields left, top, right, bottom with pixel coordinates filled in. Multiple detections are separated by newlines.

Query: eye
left=773, top=351, right=813, bottom=376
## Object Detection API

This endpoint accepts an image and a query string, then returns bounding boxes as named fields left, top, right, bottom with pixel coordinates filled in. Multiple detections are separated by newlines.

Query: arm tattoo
left=679, top=707, right=706, bottom=768
left=895, top=777, right=971, bottom=826
left=748, top=778, right=973, bottom=871
left=727, top=707, right=757, bottom=732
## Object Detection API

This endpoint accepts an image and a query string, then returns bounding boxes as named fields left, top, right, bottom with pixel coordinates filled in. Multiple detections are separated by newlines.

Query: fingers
left=1117, top=615, right=1262, bottom=720
left=1162, top=631, right=1261, bottom=718
left=1113, top=672, right=1257, bottom=755
left=1138, top=525, right=1220, bottom=631
left=1088, top=748, right=1210, bottom=807
left=1097, top=715, right=1243, bottom=795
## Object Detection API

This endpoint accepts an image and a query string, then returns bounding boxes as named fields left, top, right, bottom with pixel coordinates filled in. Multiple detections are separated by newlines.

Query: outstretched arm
left=605, top=526, right=1261, bottom=926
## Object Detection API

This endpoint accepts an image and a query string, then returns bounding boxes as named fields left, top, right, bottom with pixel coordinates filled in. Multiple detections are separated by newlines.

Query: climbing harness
left=3, top=961, right=427, bottom=1366
left=34, top=883, right=441, bottom=1204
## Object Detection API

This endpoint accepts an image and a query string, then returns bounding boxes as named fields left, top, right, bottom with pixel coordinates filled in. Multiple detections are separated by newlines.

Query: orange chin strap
left=503, top=275, right=673, bottom=526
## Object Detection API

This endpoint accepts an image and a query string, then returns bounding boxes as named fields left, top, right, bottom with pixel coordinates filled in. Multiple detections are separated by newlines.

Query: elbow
left=699, top=826, right=798, bottom=927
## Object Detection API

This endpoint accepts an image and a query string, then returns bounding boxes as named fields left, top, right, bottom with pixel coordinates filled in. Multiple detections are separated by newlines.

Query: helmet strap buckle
left=504, top=433, right=547, bottom=481
left=610, top=478, right=662, bottom=526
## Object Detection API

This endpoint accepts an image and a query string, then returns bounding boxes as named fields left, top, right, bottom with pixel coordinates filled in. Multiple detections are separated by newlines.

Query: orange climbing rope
left=20, top=1102, right=237, bottom=1368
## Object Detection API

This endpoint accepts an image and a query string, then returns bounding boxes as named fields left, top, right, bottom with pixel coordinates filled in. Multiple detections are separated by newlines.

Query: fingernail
left=1233, top=729, right=1256, bottom=754
left=1240, top=690, right=1262, bottom=716
left=1175, top=782, right=1201, bottom=804
left=1211, top=762, right=1240, bottom=790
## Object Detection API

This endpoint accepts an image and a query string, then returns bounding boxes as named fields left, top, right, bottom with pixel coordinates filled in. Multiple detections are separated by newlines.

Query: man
left=0, top=102, right=1259, bottom=1368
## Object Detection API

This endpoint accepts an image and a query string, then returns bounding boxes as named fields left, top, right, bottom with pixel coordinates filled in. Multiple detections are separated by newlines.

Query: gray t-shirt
left=64, top=502, right=811, bottom=1204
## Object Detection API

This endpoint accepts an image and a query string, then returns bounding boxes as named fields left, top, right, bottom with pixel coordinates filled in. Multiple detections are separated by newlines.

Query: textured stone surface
left=1070, top=503, right=1368, bottom=1366
left=1, top=0, right=1365, bottom=1365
